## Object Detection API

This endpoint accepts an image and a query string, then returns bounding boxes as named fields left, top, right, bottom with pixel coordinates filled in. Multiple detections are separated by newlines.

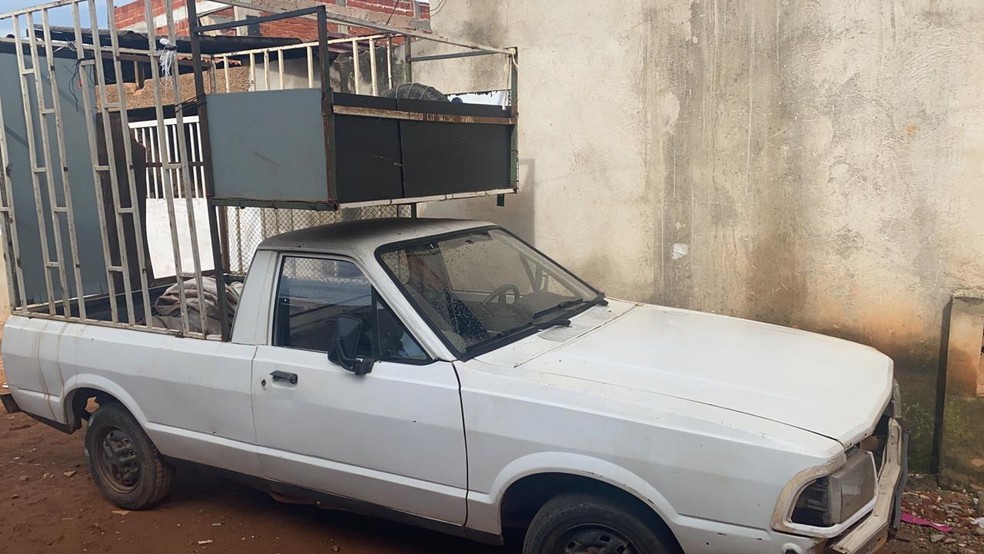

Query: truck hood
left=516, top=303, right=894, bottom=446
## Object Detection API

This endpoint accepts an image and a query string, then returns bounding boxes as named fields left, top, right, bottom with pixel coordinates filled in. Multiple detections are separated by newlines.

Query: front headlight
left=789, top=450, right=877, bottom=530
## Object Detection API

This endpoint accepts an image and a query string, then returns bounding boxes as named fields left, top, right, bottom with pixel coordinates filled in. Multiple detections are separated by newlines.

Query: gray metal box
left=208, top=89, right=329, bottom=204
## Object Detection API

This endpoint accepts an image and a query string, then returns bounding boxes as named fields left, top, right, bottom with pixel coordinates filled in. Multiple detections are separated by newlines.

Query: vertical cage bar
left=404, top=32, right=413, bottom=83
left=150, top=126, right=162, bottom=198
left=263, top=50, right=270, bottom=91
left=369, top=37, right=378, bottom=96
left=187, top=0, right=230, bottom=339
left=386, top=36, right=393, bottom=89
left=509, top=49, right=519, bottom=190
left=146, top=127, right=157, bottom=198
left=41, top=8, right=88, bottom=319
left=208, top=58, right=218, bottom=94
left=104, top=0, right=154, bottom=327
left=277, top=49, right=285, bottom=90
left=249, top=53, right=256, bottom=90
left=12, top=16, right=57, bottom=315
left=223, top=56, right=230, bottom=93
left=165, top=122, right=176, bottom=197
left=143, top=0, right=190, bottom=333
left=163, top=0, right=209, bottom=335
left=25, top=11, right=73, bottom=316
left=306, top=45, right=314, bottom=88
left=72, top=3, right=119, bottom=322
left=318, top=7, right=337, bottom=205
left=351, top=39, right=361, bottom=94
left=88, top=1, right=137, bottom=325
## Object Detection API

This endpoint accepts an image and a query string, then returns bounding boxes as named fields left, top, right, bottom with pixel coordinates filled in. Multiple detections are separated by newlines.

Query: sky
left=0, top=0, right=118, bottom=37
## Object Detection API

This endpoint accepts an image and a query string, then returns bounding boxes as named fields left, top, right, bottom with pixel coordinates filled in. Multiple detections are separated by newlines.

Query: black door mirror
left=328, top=315, right=375, bottom=376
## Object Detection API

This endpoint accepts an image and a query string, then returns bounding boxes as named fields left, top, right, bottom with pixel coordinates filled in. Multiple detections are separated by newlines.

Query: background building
left=114, top=0, right=429, bottom=37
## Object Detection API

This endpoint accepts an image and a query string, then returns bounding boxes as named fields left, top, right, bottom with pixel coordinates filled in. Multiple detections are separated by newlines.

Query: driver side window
left=272, top=256, right=428, bottom=363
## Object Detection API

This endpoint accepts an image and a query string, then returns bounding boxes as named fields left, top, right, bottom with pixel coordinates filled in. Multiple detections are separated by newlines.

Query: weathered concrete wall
left=420, top=0, right=984, bottom=472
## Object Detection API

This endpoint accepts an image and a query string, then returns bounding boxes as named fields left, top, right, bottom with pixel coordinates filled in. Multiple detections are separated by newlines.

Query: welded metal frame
left=0, top=0, right=518, bottom=343
left=0, top=0, right=208, bottom=337
left=196, top=12, right=520, bottom=187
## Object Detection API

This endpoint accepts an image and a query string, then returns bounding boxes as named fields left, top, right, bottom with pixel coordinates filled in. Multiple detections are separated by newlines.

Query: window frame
left=269, top=252, right=434, bottom=366
left=375, top=226, right=604, bottom=361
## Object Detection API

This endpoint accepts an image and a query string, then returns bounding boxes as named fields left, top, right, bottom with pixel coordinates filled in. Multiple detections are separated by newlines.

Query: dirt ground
left=1, top=360, right=982, bottom=553
left=0, top=409, right=505, bottom=554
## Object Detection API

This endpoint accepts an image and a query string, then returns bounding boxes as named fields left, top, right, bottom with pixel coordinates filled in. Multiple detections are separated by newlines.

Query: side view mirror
left=328, top=315, right=375, bottom=376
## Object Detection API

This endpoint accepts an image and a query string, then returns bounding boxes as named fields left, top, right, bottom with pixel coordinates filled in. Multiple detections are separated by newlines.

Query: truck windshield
left=378, top=228, right=603, bottom=356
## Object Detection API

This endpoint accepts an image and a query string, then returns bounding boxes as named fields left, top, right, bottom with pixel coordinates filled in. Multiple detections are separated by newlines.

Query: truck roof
left=257, top=217, right=495, bottom=256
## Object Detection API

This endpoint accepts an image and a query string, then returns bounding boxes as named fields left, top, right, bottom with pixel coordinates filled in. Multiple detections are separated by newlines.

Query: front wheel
left=85, top=402, right=174, bottom=509
left=523, top=493, right=676, bottom=554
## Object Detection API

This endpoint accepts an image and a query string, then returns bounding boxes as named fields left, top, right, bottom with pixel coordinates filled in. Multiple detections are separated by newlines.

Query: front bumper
left=824, top=419, right=908, bottom=554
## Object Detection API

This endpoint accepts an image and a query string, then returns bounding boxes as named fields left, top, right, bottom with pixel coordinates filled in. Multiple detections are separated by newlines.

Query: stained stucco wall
left=419, top=0, right=984, bottom=471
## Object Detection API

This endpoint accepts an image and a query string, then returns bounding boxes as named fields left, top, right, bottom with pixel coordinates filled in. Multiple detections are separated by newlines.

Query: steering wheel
left=481, top=284, right=521, bottom=306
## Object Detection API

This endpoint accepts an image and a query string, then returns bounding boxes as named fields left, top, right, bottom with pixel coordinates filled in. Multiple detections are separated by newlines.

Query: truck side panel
left=2, top=316, right=263, bottom=477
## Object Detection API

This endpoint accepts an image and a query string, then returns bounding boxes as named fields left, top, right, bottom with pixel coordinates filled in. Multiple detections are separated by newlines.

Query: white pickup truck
left=2, top=218, right=906, bottom=554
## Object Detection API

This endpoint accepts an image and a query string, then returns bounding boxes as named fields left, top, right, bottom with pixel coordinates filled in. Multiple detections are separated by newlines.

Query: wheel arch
left=486, top=453, right=682, bottom=547
left=62, top=375, right=149, bottom=432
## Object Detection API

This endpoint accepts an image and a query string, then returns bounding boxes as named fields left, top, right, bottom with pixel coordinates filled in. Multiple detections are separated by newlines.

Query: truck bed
left=28, top=282, right=173, bottom=324
left=26, top=274, right=244, bottom=330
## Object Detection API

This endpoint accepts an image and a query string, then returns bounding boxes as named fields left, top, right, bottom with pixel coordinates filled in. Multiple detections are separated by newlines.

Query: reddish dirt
left=1, top=357, right=980, bottom=553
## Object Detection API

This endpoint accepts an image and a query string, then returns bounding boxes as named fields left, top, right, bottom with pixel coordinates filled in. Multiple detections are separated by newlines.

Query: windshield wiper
left=532, top=296, right=608, bottom=319
left=479, top=314, right=574, bottom=346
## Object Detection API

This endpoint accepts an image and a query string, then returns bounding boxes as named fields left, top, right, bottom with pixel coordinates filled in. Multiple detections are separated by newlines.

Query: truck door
left=250, top=255, right=467, bottom=524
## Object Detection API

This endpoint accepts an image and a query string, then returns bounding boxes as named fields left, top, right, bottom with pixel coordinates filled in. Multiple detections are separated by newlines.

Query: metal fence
left=223, top=34, right=400, bottom=94
left=130, top=117, right=208, bottom=199
left=227, top=205, right=411, bottom=275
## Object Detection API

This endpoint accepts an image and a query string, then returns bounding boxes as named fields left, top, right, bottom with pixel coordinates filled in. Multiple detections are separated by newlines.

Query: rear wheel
left=523, top=493, right=675, bottom=554
left=85, top=402, right=174, bottom=509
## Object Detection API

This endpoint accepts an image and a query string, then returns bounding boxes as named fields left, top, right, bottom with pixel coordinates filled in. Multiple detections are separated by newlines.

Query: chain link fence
left=226, top=205, right=413, bottom=274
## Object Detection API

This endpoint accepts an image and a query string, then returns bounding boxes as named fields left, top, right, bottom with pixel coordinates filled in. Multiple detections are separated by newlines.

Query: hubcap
left=559, top=525, right=635, bottom=554
left=94, top=427, right=140, bottom=493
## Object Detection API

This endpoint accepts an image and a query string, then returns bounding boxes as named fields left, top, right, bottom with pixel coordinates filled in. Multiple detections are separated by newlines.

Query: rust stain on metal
left=333, top=105, right=517, bottom=126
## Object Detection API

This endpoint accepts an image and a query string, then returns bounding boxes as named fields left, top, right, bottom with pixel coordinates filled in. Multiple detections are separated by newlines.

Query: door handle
left=270, top=370, right=298, bottom=385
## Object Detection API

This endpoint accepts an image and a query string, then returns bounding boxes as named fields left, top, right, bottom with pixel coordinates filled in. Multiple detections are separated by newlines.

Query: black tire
left=84, top=402, right=174, bottom=510
left=523, top=492, right=676, bottom=554
left=380, top=82, right=449, bottom=102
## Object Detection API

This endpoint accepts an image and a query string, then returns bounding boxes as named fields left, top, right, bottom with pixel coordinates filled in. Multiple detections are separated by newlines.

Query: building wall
left=419, top=0, right=984, bottom=472
left=114, top=0, right=428, bottom=36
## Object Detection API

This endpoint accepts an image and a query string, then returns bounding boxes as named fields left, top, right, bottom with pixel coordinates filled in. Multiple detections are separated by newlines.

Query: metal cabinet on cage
left=194, top=6, right=519, bottom=210
left=205, top=89, right=515, bottom=207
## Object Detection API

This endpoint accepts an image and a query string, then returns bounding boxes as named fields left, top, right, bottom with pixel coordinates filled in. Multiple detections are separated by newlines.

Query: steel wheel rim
left=556, top=524, right=636, bottom=554
left=93, top=427, right=141, bottom=493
